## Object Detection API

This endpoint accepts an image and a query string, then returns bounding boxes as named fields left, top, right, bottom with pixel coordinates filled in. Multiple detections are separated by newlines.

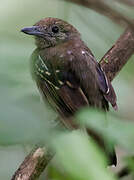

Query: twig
left=11, top=146, right=54, bottom=180
left=117, top=0, right=134, bottom=6
left=63, top=0, right=134, bottom=28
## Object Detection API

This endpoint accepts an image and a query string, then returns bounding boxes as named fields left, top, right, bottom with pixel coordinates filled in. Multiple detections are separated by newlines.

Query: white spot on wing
left=45, top=71, right=51, bottom=76
left=58, top=80, right=64, bottom=85
left=67, top=50, right=72, bottom=55
left=82, top=50, right=85, bottom=55
left=60, top=54, right=64, bottom=58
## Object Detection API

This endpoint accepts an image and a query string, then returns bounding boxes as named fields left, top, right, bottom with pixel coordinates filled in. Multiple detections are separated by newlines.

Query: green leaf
left=77, top=108, right=134, bottom=153
left=52, top=131, right=116, bottom=180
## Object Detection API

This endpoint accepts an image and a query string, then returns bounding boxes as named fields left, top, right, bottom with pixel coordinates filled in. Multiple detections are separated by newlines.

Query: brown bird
left=21, top=17, right=117, bottom=165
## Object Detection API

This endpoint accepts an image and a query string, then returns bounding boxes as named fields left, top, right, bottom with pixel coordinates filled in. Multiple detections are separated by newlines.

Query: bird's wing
left=30, top=49, right=89, bottom=119
left=67, top=48, right=117, bottom=110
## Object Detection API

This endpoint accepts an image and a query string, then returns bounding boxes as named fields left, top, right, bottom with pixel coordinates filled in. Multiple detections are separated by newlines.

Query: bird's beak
left=21, top=26, right=44, bottom=37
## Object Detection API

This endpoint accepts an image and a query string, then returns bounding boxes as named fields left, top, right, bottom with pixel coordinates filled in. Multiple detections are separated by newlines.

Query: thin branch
left=116, top=0, right=134, bottom=6
left=63, top=0, right=134, bottom=28
left=11, top=146, right=54, bottom=180
left=100, top=27, right=134, bottom=81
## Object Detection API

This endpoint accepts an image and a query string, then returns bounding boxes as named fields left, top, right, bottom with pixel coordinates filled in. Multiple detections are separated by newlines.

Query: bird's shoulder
left=38, top=39, right=95, bottom=64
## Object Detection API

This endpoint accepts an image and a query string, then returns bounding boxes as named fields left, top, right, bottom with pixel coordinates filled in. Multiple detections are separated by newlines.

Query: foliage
left=0, top=0, right=134, bottom=179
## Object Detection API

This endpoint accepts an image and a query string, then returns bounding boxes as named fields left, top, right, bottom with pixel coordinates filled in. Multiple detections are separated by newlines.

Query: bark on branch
left=63, top=0, right=134, bottom=28
left=11, top=147, right=54, bottom=180
left=100, top=27, right=134, bottom=81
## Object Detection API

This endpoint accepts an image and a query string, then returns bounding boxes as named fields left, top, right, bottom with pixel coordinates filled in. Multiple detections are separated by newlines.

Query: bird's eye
left=52, top=26, right=59, bottom=33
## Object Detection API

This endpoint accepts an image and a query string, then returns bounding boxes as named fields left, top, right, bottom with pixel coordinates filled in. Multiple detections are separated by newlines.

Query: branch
left=63, top=0, right=134, bottom=28
left=100, top=27, right=134, bottom=81
left=117, top=0, right=134, bottom=6
left=11, top=146, right=54, bottom=180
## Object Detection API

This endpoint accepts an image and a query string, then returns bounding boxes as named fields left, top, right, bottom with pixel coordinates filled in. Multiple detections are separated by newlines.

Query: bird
left=21, top=17, right=117, bottom=165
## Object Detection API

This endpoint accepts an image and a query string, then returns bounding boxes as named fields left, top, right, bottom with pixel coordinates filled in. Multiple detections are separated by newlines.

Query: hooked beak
left=21, top=26, right=44, bottom=37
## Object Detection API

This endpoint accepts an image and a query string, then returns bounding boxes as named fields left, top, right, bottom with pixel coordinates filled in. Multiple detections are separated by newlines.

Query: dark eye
left=52, top=26, right=59, bottom=33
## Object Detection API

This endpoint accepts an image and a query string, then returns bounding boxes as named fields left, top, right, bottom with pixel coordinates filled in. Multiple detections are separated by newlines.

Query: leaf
left=52, top=131, right=116, bottom=180
left=77, top=108, right=134, bottom=153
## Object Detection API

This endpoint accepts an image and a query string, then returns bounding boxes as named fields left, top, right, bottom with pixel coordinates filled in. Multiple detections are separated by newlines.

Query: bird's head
left=21, top=17, right=80, bottom=49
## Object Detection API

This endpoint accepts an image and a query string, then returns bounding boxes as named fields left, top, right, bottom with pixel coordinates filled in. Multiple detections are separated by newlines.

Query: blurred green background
left=0, top=0, right=134, bottom=179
